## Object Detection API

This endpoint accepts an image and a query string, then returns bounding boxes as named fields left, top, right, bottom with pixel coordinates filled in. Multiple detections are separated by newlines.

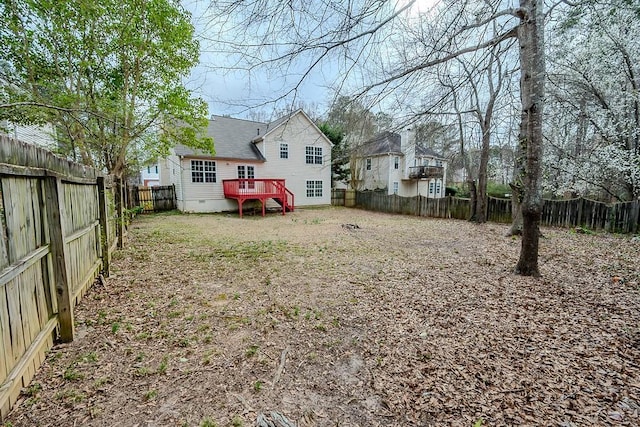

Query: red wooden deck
left=223, top=179, right=294, bottom=218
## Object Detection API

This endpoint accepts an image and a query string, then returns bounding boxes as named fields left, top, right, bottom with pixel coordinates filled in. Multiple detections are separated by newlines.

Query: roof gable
left=174, top=109, right=330, bottom=160
left=356, top=131, right=445, bottom=159
left=255, top=109, right=334, bottom=147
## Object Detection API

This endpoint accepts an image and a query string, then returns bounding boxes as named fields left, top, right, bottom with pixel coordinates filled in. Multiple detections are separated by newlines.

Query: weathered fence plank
left=351, top=190, right=638, bottom=233
left=0, top=135, right=123, bottom=421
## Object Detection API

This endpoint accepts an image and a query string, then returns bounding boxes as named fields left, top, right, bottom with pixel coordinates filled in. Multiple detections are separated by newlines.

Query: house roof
left=173, top=109, right=330, bottom=161
left=356, top=131, right=445, bottom=159
left=174, top=116, right=268, bottom=161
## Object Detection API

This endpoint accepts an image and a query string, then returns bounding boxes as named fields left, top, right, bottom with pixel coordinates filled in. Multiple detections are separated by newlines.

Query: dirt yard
left=5, top=207, right=640, bottom=426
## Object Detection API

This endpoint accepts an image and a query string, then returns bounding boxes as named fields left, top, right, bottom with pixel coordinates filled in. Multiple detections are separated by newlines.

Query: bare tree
left=205, top=0, right=547, bottom=276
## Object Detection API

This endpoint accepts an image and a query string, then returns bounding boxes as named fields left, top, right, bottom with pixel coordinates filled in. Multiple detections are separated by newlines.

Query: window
left=436, top=160, right=443, bottom=167
left=394, top=157, right=399, bottom=170
left=393, top=182, right=399, bottom=194
left=191, top=160, right=216, bottom=183
left=306, top=180, right=323, bottom=198
left=436, top=180, right=441, bottom=195
left=429, top=182, right=435, bottom=194
left=366, top=158, right=372, bottom=170
left=305, top=146, right=322, bottom=164
left=237, top=165, right=255, bottom=189
left=280, top=143, right=289, bottom=159
left=155, top=165, right=158, bottom=173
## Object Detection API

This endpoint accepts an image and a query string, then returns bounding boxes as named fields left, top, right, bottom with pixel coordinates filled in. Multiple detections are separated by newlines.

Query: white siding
left=260, top=112, right=332, bottom=207
left=362, top=155, right=390, bottom=191
left=161, top=111, right=332, bottom=213
left=359, top=152, right=448, bottom=198
left=0, top=122, right=56, bottom=149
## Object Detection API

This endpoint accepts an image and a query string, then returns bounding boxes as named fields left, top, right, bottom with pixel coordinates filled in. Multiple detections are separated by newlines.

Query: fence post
left=115, top=177, right=125, bottom=249
left=97, top=176, right=111, bottom=277
left=43, top=176, right=74, bottom=343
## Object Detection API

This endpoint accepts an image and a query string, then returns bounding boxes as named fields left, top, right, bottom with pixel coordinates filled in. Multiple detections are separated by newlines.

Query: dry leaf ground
left=5, top=207, right=640, bottom=427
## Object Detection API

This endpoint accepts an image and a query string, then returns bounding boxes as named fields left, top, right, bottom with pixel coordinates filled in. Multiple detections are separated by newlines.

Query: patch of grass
left=158, top=357, right=169, bottom=374
left=144, top=389, right=158, bottom=401
left=63, top=367, right=84, bottom=381
left=200, top=417, right=217, bottom=427
left=168, top=310, right=183, bottom=319
left=253, top=381, right=263, bottom=392
left=231, top=415, right=243, bottom=427
left=216, top=240, right=289, bottom=261
left=135, top=352, right=145, bottom=362
left=245, top=345, right=259, bottom=358
left=137, top=332, right=152, bottom=340
left=111, top=322, right=120, bottom=334
left=94, top=377, right=111, bottom=388
left=25, top=382, right=41, bottom=397
left=80, top=352, right=98, bottom=363
left=134, top=367, right=152, bottom=377
left=55, top=389, right=86, bottom=403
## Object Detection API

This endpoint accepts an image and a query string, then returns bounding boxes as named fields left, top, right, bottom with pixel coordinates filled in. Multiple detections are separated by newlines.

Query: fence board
left=0, top=135, right=123, bottom=421
left=352, top=190, right=638, bottom=233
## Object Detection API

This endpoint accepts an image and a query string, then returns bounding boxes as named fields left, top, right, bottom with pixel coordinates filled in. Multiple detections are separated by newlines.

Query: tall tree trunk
left=508, top=111, right=527, bottom=236
left=468, top=179, right=478, bottom=221
left=515, top=0, right=545, bottom=277
left=476, top=126, right=490, bottom=223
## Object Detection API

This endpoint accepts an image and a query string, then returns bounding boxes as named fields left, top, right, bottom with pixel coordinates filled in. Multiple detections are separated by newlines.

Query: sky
left=182, top=0, right=441, bottom=121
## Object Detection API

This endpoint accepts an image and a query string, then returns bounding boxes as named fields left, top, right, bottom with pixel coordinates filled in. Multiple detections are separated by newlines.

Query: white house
left=140, top=164, right=160, bottom=187
left=159, top=109, right=333, bottom=213
left=0, top=121, right=57, bottom=149
left=353, top=130, right=447, bottom=198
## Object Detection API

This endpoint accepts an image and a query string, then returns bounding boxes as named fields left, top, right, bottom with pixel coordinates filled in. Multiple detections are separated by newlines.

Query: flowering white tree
left=544, top=0, right=640, bottom=201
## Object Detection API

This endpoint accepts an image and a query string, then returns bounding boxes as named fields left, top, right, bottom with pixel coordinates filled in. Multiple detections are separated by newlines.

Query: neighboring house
left=159, top=109, right=332, bottom=213
left=140, top=163, right=160, bottom=187
left=0, top=121, right=57, bottom=149
left=353, top=129, right=447, bottom=198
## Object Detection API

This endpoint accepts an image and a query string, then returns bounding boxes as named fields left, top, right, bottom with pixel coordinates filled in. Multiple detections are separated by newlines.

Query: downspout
left=179, top=155, right=185, bottom=211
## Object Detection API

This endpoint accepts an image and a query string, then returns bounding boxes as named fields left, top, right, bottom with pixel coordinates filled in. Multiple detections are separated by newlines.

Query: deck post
left=238, top=199, right=244, bottom=218
left=261, top=199, right=266, bottom=217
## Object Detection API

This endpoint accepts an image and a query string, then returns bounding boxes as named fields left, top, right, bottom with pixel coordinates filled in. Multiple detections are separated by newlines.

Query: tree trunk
left=515, top=0, right=545, bottom=277
left=508, top=107, right=527, bottom=236
left=476, top=126, right=490, bottom=223
left=468, top=179, right=478, bottom=221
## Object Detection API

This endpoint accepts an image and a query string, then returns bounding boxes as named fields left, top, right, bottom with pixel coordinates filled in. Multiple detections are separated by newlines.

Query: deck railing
left=223, top=179, right=286, bottom=197
left=408, top=165, right=444, bottom=179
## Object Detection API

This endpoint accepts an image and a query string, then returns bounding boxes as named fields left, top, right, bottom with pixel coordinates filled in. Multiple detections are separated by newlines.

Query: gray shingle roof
left=174, top=115, right=269, bottom=161
left=356, top=131, right=444, bottom=158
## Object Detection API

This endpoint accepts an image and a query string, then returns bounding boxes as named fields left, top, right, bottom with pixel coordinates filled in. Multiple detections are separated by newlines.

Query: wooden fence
left=128, top=184, right=176, bottom=213
left=0, top=136, right=123, bottom=420
left=338, top=189, right=640, bottom=234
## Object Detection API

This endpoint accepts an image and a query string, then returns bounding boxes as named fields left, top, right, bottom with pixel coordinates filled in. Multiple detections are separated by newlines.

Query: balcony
left=408, top=165, right=444, bottom=179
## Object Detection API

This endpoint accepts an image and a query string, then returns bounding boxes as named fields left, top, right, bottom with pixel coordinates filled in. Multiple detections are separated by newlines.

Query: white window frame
left=191, top=160, right=216, bottom=183
left=237, top=165, right=255, bottom=189
left=280, top=143, right=289, bottom=159
left=366, top=158, right=372, bottom=170
left=306, top=180, right=323, bottom=198
left=305, top=146, right=323, bottom=165
left=393, top=181, right=399, bottom=194
left=394, top=157, right=399, bottom=170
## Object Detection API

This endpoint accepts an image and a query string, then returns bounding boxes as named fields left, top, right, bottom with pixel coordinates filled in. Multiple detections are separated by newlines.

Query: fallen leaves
left=4, top=208, right=640, bottom=426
